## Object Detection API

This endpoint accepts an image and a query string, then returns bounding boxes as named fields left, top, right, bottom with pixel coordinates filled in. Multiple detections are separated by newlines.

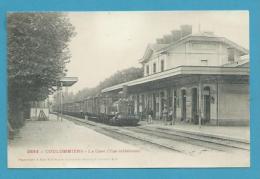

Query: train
left=54, top=94, right=140, bottom=126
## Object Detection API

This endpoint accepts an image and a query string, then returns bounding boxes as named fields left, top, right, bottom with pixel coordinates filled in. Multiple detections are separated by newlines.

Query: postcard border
left=1, top=0, right=260, bottom=178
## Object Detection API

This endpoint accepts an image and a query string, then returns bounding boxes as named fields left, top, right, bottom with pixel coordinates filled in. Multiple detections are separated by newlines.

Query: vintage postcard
left=8, top=11, right=250, bottom=168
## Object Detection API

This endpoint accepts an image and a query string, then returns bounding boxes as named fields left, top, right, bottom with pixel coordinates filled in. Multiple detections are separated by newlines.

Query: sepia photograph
left=7, top=11, right=250, bottom=168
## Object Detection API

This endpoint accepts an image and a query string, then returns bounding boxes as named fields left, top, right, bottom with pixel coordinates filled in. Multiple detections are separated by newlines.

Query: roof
left=223, top=55, right=250, bottom=67
left=149, top=43, right=169, bottom=51
left=102, top=66, right=249, bottom=93
left=139, top=32, right=249, bottom=63
left=141, top=44, right=168, bottom=62
left=59, top=77, right=78, bottom=87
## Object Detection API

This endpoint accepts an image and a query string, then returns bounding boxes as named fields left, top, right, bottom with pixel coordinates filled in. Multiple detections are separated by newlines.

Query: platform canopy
left=101, top=66, right=249, bottom=93
left=58, top=77, right=78, bottom=87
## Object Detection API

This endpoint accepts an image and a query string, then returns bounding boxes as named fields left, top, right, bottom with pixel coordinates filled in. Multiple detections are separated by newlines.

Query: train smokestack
left=122, top=85, right=128, bottom=98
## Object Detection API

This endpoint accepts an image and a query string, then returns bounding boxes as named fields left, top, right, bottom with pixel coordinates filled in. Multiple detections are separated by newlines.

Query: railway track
left=136, top=126, right=249, bottom=151
left=64, top=115, right=185, bottom=153
left=124, top=126, right=249, bottom=152
left=63, top=114, right=249, bottom=155
left=100, top=127, right=183, bottom=153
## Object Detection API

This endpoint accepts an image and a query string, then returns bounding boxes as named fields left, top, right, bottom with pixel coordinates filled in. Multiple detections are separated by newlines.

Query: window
left=161, top=60, right=165, bottom=72
left=146, top=65, right=149, bottom=75
left=153, top=63, right=156, bottom=73
left=201, top=59, right=208, bottom=66
left=228, top=48, right=235, bottom=62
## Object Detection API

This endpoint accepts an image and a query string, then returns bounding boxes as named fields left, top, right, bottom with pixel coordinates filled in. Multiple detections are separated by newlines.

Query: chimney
left=180, top=25, right=192, bottom=38
left=156, top=38, right=165, bottom=44
left=163, top=35, right=172, bottom=44
left=171, top=30, right=182, bottom=42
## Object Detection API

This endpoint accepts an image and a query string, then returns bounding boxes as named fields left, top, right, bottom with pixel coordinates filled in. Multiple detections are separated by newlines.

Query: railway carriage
left=59, top=94, right=140, bottom=126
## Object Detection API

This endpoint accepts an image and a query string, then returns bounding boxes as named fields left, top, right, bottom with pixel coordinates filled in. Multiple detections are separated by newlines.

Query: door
left=203, top=87, right=211, bottom=123
left=191, top=88, right=198, bottom=124
left=160, top=91, right=165, bottom=119
left=173, top=90, right=177, bottom=120
left=167, top=89, right=172, bottom=108
left=181, top=89, right=186, bottom=121
left=153, top=93, right=156, bottom=118
left=141, top=94, right=145, bottom=113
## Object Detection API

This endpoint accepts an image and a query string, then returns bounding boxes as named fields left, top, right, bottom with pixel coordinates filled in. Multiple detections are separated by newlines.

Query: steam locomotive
left=56, top=94, right=140, bottom=126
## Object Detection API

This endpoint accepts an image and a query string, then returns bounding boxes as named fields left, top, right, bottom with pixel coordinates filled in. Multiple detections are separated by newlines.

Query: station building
left=102, top=25, right=249, bottom=126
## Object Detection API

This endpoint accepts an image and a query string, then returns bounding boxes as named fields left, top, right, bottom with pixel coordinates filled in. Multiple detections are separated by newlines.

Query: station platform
left=138, top=120, right=250, bottom=143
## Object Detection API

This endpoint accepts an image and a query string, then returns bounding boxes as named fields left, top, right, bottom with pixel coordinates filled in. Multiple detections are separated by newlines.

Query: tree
left=67, top=67, right=143, bottom=102
left=8, top=13, right=75, bottom=128
left=99, top=67, right=143, bottom=90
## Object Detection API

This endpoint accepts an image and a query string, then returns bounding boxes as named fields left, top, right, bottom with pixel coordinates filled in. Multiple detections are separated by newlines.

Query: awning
left=59, top=77, right=78, bottom=87
left=101, top=66, right=249, bottom=93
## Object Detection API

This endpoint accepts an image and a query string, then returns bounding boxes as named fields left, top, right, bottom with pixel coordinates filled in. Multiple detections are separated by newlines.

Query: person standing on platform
left=169, top=107, right=173, bottom=125
left=162, top=105, right=168, bottom=125
left=147, top=108, right=153, bottom=124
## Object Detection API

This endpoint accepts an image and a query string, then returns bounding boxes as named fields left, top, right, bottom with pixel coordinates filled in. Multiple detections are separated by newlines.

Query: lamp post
left=60, top=81, right=63, bottom=121
left=57, top=77, right=78, bottom=121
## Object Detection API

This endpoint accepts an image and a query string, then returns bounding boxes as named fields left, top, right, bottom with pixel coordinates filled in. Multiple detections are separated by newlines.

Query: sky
left=66, top=11, right=249, bottom=93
